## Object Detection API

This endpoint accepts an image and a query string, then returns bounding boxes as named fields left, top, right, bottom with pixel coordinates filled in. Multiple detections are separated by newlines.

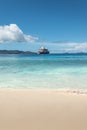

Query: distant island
left=0, top=50, right=87, bottom=55
left=0, top=50, right=36, bottom=54
left=0, top=47, right=50, bottom=55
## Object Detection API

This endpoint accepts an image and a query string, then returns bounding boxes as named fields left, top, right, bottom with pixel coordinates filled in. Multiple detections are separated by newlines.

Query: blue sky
left=0, top=0, right=87, bottom=53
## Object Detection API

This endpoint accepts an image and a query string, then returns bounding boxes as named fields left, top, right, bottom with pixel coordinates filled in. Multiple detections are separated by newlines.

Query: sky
left=0, top=0, right=87, bottom=53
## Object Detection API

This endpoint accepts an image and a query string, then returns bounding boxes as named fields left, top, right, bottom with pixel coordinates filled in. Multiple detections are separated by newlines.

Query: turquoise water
left=0, top=54, right=87, bottom=89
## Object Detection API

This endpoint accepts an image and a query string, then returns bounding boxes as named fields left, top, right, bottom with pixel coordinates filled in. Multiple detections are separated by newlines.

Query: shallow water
left=0, top=54, right=87, bottom=89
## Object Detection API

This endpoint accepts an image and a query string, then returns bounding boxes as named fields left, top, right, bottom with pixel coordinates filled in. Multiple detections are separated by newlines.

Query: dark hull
left=38, top=51, right=49, bottom=54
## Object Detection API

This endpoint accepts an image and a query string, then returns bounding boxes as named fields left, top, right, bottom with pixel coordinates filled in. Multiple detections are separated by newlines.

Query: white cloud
left=45, top=42, right=87, bottom=53
left=0, top=24, right=38, bottom=43
left=63, top=42, right=87, bottom=53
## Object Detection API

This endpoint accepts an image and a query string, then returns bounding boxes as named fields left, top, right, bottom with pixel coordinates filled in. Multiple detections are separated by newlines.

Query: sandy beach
left=0, top=89, right=87, bottom=130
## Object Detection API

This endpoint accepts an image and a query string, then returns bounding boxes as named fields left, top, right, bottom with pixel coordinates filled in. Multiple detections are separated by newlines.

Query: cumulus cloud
left=0, top=24, right=38, bottom=43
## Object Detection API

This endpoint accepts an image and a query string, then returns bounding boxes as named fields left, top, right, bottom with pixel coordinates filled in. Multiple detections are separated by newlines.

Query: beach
left=0, top=89, right=87, bottom=130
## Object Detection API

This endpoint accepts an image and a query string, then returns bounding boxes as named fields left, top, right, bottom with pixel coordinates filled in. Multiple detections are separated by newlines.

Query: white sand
left=0, top=89, right=87, bottom=130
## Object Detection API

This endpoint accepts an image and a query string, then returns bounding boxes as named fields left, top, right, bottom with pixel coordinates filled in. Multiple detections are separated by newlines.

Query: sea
left=0, top=54, right=87, bottom=89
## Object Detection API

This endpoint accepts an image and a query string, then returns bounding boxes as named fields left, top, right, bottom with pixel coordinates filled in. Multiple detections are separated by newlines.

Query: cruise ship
left=37, top=47, right=49, bottom=54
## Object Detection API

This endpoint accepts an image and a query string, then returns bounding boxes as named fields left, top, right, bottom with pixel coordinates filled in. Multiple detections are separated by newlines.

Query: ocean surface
left=0, top=54, right=87, bottom=89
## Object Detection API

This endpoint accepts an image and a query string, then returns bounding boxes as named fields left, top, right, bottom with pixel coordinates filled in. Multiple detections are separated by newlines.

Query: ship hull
left=37, top=51, right=49, bottom=54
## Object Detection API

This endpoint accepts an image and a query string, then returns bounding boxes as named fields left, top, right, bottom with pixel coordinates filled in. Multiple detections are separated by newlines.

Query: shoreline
left=0, top=88, right=87, bottom=94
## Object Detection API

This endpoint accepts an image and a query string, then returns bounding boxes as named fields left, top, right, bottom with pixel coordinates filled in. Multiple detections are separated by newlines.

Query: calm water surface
left=0, top=54, right=87, bottom=89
